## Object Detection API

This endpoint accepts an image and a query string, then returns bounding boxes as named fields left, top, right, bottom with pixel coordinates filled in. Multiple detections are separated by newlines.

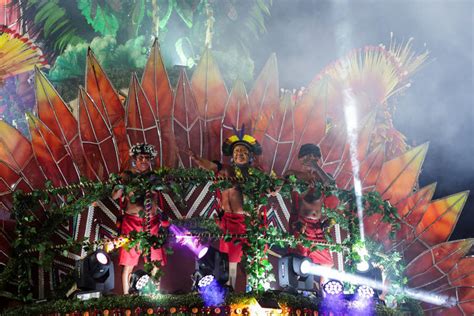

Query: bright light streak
left=333, top=0, right=366, bottom=245
left=343, top=90, right=366, bottom=242
left=301, top=262, right=457, bottom=307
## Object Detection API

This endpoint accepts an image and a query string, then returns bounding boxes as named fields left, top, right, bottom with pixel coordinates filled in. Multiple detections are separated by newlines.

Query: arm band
left=212, top=160, right=223, bottom=172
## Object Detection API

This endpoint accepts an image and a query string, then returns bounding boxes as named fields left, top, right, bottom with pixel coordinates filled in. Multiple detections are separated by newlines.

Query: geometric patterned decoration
left=0, top=39, right=471, bottom=314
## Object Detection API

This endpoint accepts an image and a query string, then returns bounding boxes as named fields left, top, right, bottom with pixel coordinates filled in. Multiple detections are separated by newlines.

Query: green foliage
left=13, top=0, right=89, bottom=55
left=174, top=0, right=198, bottom=28
left=48, top=35, right=149, bottom=101
left=15, top=0, right=273, bottom=89
left=77, top=0, right=120, bottom=36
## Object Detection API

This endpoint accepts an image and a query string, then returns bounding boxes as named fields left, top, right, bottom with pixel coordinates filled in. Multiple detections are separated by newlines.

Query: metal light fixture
left=323, top=280, right=344, bottom=296
left=278, top=254, right=314, bottom=291
left=74, top=250, right=114, bottom=294
left=129, top=270, right=151, bottom=293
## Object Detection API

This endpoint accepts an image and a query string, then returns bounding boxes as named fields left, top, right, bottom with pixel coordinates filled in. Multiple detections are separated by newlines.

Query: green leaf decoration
left=77, top=0, right=120, bottom=36
left=158, top=0, right=175, bottom=29
left=131, top=0, right=146, bottom=35
left=174, top=0, right=198, bottom=28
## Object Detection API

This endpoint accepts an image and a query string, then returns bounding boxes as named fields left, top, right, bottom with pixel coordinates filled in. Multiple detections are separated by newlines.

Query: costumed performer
left=285, top=144, right=337, bottom=285
left=187, top=130, right=262, bottom=289
left=112, top=143, right=170, bottom=294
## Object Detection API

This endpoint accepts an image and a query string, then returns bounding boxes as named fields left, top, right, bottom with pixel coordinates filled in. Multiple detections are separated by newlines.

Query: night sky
left=251, top=0, right=473, bottom=240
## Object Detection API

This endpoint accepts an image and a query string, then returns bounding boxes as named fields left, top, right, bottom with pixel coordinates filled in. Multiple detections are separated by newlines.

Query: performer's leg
left=151, top=265, right=160, bottom=291
left=122, top=265, right=134, bottom=294
left=228, top=262, right=238, bottom=289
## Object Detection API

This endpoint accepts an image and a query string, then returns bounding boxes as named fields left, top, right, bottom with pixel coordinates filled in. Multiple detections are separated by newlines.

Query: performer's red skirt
left=119, top=214, right=167, bottom=266
left=219, top=212, right=246, bottom=263
left=294, top=217, right=333, bottom=267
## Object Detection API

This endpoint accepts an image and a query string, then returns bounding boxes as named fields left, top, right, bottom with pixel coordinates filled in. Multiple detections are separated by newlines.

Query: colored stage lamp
left=198, top=246, right=209, bottom=259
left=355, top=262, right=383, bottom=297
left=74, top=250, right=114, bottom=293
left=323, top=280, right=344, bottom=296
left=356, top=285, right=375, bottom=299
left=278, top=254, right=314, bottom=291
left=356, top=260, right=370, bottom=272
left=130, top=270, right=151, bottom=293
left=197, top=274, right=215, bottom=289
left=193, top=247, right=229, bottom=290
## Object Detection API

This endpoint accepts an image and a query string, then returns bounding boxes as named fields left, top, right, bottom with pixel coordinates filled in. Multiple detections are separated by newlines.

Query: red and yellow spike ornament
left=0, top=27, right=47, bottom=84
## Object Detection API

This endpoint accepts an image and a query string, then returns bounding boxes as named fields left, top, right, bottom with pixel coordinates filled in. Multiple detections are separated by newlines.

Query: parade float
left=0, top=1, right=472, bottom=315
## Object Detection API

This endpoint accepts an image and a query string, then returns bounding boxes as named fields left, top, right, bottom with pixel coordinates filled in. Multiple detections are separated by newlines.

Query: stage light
left=130, top=270, right=151, bottom=293
left=278, top=254, right=314, bottom=291
left=299, top=257, right=313, bottom=275
left=171, top=225, right=209, bottom=258
left=197, top=274, right=215, bottom=288
left=323, top=280, right=344, bottom=296
left=293, top=260, right=457, bottom=307
left=356, top=285, right=375, bottom=299
left=198, top=246, right=209, bottom=259
left=356, top=260, right=369, bottom=272
left=193, top=246, right=229, bottom=289
left=74, top=250, right=114, bottom=294
left=96, top=252, right=108, bottom=264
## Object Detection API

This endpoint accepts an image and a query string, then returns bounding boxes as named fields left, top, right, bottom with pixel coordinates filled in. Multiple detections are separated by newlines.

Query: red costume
left=119, top=214, right=167, bottom=266
left=218, top=212, right=247, bottom=263
left=294, top=216, right=333, bottom=266
left=290, top=191, right=334, bottom=267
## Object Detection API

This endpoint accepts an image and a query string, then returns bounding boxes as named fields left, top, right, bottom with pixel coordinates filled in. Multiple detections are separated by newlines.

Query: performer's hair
left=298, top=143, right=321, bottom=159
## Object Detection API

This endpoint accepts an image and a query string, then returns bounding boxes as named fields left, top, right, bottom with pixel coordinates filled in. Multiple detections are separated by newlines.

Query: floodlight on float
left=130, top=270, right=151, bottom=293
left=356, top=260, right=370, bottom=272
left=356, top=285, right=375, bottom=299
left=323, top=280, right=344, bottom=296
left=278, top=254, right=314, bottom=291
left=197, top=274, right=215, bottom=289
left=193, top=246, right=229, bottom=290
left=74, top=250, right=114, bottom=295
left=198, top=246, right=209, bottom=259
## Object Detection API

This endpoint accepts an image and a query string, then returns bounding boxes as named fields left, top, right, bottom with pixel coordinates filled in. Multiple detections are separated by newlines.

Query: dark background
left=251, top=0, right=473, bottom=240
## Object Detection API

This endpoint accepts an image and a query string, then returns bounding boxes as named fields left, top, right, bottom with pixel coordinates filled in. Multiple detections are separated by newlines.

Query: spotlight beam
left=301, top=261, right=457, bottom=307
left=170, top=224, right=208, bottom=257
left=343, top=90, right=365, bottom=243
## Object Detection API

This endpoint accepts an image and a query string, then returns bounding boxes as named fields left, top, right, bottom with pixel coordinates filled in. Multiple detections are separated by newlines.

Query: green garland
left=1, top=167, right=404, bottom=301
left=3, top=291, right=409, bottom=316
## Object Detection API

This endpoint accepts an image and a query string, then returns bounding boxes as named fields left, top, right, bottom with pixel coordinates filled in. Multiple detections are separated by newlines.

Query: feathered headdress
left=129, top=143, right=158, bottom=158
left=222, top=125, right=262, bottom=156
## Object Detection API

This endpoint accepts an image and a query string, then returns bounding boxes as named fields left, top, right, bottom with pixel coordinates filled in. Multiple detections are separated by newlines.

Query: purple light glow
left=198, top=277, right=226, bottom=307
left=170, top=225, right=208, bottom=257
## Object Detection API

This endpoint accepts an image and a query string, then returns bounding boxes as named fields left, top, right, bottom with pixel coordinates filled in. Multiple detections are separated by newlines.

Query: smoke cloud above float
left=251, top=0, right=474, bottom=239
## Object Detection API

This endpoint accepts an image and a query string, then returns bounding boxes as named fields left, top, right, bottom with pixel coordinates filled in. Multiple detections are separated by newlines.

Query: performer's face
left=300, top=154, right=321, bottom=171
left=133, top=154, right=152, bottom=173
left=233, top=145, right=250, bottom=165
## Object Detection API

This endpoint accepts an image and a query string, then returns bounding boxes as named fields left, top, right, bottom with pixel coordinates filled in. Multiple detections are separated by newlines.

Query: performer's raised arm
left=185, top=148, right=219, bottom=172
